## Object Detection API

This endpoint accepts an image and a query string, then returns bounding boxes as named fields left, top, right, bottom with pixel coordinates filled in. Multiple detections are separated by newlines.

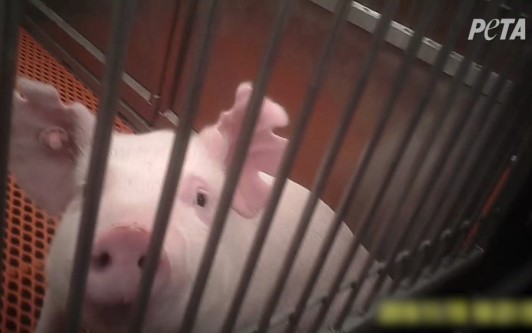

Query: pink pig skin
left=8, top=77, right=392, bottom=333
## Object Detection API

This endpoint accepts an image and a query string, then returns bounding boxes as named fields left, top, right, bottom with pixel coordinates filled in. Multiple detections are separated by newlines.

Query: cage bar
left=405, top=40, right=510, bottom=288
left=166, top=0, right=200, bottom=113
left=281, top=2, right=399, bottom=332
left=2, top=1, right=532, bottom=332
left=454, top=121, right=525, bottom=260
left=220, top=0, right=353, bottom=332
left=127, top=0, right=221, bottom=332
left=307, top=1, right=446, bottom=331
left=63, top=0, right=140, bottom=331
left=327, top=0, right=478, bottom=328
left=459, top=72, right=532, bottom=255
left=178, top=1, right=297, bottom=332
left=355, top=0, right=505, bottom=307
left=0, top=0, right=23, bottom=289
left=311, top=0, right=513, bottom=104
left=455, top=53, right=532, bottom=256
left=426, top=42, right=529, bottom=275
left=255, top=2, right=404, bottom=331
left=468, top=116, right=532, bottom=252
left=393, top=18, right=500, bottom=288
left=421, top=42, right=524, bottom=272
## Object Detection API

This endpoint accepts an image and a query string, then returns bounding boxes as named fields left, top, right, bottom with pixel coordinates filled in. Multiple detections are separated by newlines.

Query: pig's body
left=217, top=175, right=382, bottom=332
left=9, top=78, right=391, bottom=333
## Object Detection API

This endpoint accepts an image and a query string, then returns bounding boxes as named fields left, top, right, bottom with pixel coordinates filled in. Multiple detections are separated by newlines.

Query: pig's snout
left=86, top=227, right=170, bottom=305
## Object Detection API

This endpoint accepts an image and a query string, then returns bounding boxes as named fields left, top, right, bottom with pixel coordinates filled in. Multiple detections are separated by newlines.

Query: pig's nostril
left=93, top=252, right=111, bottom=271
left=137, top=256, right=145, bottom=268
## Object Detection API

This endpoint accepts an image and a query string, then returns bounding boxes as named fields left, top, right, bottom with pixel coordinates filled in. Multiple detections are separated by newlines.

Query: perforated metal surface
left=1, top=28, right=132, bottom=332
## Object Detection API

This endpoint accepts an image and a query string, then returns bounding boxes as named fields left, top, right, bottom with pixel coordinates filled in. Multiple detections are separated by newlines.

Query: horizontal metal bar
left=64, top=0, right=140, bottom=331
left=128, top=0, right=220, bottom=332
left=28, top=0, right=152, bottom=102
left=156, top=109, right=179, bottom=128
left=21, top=18, right=152, bottom=133
left=0, top=0, right=24, bottom=290
left=309, top=0, right=514, bottom=104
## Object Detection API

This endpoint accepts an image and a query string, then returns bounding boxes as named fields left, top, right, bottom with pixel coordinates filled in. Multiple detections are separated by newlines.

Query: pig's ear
left=199, top=82, right=289, bottom=218
left=8, top=77, right=96, bottom=215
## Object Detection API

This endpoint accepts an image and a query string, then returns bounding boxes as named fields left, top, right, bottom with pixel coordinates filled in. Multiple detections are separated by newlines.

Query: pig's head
left=8, top=77, right=288, bottom=331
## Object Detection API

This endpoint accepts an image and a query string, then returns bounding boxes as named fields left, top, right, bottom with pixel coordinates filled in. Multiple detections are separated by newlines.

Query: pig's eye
left=195, top=191, right=207, bottom=207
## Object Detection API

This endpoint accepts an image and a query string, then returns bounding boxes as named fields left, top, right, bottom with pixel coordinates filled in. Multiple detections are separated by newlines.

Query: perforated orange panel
left=1, top=29, right=133, bottom=332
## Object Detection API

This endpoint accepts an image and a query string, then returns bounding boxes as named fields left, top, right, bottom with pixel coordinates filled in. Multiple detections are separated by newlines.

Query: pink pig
left=8, top=77, right=391, bottom=333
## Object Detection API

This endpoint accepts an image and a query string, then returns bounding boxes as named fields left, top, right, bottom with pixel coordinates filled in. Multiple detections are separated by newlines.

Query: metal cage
left=1, top=0, right=532, bottom=332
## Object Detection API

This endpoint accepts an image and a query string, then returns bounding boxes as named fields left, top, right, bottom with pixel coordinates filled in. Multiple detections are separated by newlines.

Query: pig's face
left=8, top=78, right=288, bottom=331
left=50, top=132, right=226, bottom=329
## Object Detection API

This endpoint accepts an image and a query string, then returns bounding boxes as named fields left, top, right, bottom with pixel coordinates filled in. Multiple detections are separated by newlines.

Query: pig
left=8, top=77, right=392, bottom=333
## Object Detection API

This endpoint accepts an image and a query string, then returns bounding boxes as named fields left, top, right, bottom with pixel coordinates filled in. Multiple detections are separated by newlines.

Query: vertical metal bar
left=168, top=0, right=200, bottom=112
left=407, top=0, right=422, bottom=25
left=406, top=41, right=507, bottom=288
left=451, top=52, right=532, bottom=258
left=308, top=1, right=444, bottom=331
left=256, top=2, right=400, bottom=331
left=457, top=130, right=521, bottom=256
left=282, top=2, right=399, bottom=332
left=442, top=129, right=514, bottom=265
left=64, top=0, right=139, bottom=331
left=426, top=43, right=527, bottom=274
left=390, top=3, right=504, bottom=291
left=127, top=0, right=221, bottom=332
left=426, top=1, right=530, bottom=266
left=220, top=1, right=352, bottom=332
left=467, top=125, right=532, bottom=252
left=459, top=83, right=532, bottom=256
left=343, top=0, right=504, bottom=309
left=178, top=1, right=296, bottom=332
left=328, top=1, right=477, bottom=328
left=449, top=113, right=527, bottom=260
left=0, top=0, right=23, bottom=301
left=460, top=115, right=532, bottom=255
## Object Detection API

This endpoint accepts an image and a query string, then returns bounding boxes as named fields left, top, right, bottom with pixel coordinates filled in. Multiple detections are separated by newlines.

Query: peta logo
left=468, top=18, right=526, bottom=40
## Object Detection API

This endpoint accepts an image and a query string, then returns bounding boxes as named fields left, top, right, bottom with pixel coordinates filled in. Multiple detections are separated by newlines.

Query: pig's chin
left=85, top=301, right=133, bottom=329
left=84, top=298, right=162, bottom=332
